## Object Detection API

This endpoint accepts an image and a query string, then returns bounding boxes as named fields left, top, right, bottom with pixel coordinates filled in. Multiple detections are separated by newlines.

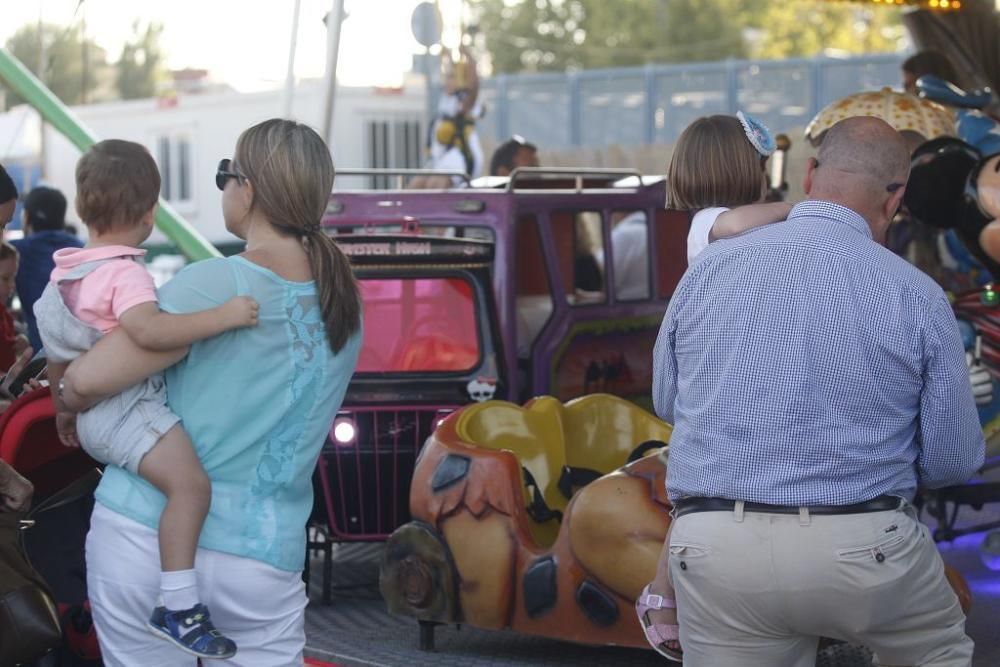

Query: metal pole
left=320, top=0, right=346, bottom=145
left=37, top=0, right=46, bottom=180
left=423, top=45, right=433, bottom=154
left=80, top=5, right=87, bottom=104
left=282, top=0, right=302, bottom=118
left=0, top=47, right=219, bottom=260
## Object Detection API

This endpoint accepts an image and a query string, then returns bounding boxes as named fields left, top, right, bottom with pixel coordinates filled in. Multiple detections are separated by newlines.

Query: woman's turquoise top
left=95, top=256, right=361, bottom=571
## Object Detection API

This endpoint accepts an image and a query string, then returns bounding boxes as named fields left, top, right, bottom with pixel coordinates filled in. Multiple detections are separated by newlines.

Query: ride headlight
left=332, top=416, right=357, bottom=445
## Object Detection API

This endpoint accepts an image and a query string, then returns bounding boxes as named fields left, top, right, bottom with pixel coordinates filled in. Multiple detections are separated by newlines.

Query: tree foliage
left=2, top=20, right=167, bottom=109
left=116, top=22, right=166, bottom=100
left=750, top=1, right=906, bottom=60
left=3, top=22, right=107, bottom=108
left=468, top=0, right=905, bottom=74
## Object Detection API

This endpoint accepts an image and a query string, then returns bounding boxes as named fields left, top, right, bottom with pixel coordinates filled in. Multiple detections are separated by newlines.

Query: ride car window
left=654, top=208, right=691, bottom=301
left=607, top=210, right=650, bottom=301
left=551, top=210, right=607, bottom=305
left=516, top=215, right=554, bottom=357
left=355, top=277, right=480, bottom=373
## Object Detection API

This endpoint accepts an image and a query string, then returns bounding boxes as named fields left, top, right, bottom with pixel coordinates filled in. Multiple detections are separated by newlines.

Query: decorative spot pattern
left=805, top=87, right=955, bottom=146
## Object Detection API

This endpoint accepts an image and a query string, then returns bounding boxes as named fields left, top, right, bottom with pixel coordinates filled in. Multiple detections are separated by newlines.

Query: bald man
left=651, top=117, right=982, bottom=666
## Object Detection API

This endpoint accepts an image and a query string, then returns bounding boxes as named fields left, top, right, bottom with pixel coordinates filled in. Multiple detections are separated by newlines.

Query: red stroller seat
left=0, top=386, right=96, bottom=499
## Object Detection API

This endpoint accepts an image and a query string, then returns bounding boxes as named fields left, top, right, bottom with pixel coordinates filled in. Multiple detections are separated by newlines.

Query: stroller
left=1, top=385, right=101, bottom=666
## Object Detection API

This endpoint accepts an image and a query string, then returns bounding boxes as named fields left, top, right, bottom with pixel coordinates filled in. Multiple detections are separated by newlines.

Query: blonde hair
left=234, top=119, right=361, bottom=353
left=667, top=115, right=765, bottom=210
left=76, top=140, right=160, bottom=234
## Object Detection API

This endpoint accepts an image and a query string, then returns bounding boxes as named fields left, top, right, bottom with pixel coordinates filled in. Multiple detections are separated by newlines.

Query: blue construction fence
left=472, top=53, right=904, bottom=148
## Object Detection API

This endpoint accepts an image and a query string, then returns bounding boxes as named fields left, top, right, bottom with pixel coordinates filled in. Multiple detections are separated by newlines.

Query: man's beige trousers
left=669, top=503, right=973, bottom=666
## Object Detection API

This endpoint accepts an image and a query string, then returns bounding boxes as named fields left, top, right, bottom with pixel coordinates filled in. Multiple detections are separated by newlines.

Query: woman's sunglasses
left=216, top=159, right=245, bottom=191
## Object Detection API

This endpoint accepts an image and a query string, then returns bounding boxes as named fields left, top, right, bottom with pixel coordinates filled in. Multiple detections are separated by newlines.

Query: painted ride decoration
left=901, top=76, right=1000, bottom=546
left=804, top=87, right=955, bottom=147
left=380, top=393, right=673, bottom=650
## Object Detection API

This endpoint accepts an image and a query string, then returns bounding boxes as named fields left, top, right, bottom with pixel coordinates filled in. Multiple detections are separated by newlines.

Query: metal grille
left=363, top=116, right=423, bottom=189
left=315, top=405, right=459, bottom=541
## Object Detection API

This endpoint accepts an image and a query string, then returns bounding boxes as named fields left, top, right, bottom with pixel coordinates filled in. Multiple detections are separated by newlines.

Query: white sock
left=160, top=569, right=199, bottom=611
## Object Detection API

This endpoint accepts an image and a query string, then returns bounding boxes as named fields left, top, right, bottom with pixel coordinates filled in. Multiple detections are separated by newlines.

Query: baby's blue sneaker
left=147, top=602, right=237, bottom=659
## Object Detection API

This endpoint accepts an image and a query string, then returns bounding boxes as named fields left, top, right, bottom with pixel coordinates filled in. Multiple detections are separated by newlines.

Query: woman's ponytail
left=304, top=231, right=361, bottom=353
left=235, top=119, right=362, bottom=353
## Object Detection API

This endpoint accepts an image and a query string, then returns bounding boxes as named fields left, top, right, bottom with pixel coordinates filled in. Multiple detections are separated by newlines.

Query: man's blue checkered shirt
left=653, top=200, right=985, bottom=505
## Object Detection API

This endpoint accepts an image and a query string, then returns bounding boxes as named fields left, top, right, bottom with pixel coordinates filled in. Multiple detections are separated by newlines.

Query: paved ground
left=303, top=497, right=1000, bottom=667
left=301, top=544, right=884, bottom=667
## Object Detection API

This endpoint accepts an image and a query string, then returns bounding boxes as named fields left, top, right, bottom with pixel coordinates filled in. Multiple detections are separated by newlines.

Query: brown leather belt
left=673, top=495, right=902, bottom=519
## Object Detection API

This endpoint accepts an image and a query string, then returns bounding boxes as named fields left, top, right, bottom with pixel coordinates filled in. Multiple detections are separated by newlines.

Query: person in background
left=407, top=46, right=487, bottom=190
left=0, top=348, right=38, bottom=512
left=901, top=50, right=960, bottom=95
left=0, top=347, right=37, bottom=514
left=431, top=45, right=484, bottom=179
left=0, top=242, right=30, bottom=372
left=0, top=164, right=17, bottom=232
left=12, top=186, right=84, bottom=353
left=489, top=135, right=540, bottom=177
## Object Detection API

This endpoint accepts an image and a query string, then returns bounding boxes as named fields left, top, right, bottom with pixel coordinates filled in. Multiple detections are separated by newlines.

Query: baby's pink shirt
left=50, top=245, right=158, bottom=334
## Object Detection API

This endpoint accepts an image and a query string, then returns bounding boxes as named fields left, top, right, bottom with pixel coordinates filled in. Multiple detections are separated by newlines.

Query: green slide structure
left=0, top=47, right=220, bottom=261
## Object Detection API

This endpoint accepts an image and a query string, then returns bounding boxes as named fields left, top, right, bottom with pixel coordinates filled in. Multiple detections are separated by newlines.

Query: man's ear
left=885, top=186, right=906, bottom=222
left=803, top=157, right=818, bottom=195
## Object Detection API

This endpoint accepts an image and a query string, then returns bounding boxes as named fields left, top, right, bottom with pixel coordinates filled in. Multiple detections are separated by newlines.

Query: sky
left=0, top=0, right=464, bottom=90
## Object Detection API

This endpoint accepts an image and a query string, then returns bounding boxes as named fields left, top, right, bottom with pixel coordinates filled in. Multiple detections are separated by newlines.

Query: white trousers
left=669, top=503, right=973, bottom=667
left=86, top=503, right=307, bottom=667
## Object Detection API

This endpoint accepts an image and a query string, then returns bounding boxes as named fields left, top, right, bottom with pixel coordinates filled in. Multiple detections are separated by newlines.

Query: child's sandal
left=635, top=583, right=683, bottom=662
left=147, top=603, right=237, bottom=659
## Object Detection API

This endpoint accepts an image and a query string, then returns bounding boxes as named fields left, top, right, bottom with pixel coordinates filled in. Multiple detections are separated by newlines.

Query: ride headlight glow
left=332, top=417, right=357, bottom=444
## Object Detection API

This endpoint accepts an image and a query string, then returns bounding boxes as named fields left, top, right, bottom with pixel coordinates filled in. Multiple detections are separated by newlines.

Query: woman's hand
left=62, top=328, right=187, bottom=412
left=0, top=460, right=33, bottom=512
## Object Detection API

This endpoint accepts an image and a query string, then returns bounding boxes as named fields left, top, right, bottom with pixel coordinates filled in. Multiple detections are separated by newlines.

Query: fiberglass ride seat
left=380, top=393, right=674, bottom=649
left=454, top=394, right=670, bottom=546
